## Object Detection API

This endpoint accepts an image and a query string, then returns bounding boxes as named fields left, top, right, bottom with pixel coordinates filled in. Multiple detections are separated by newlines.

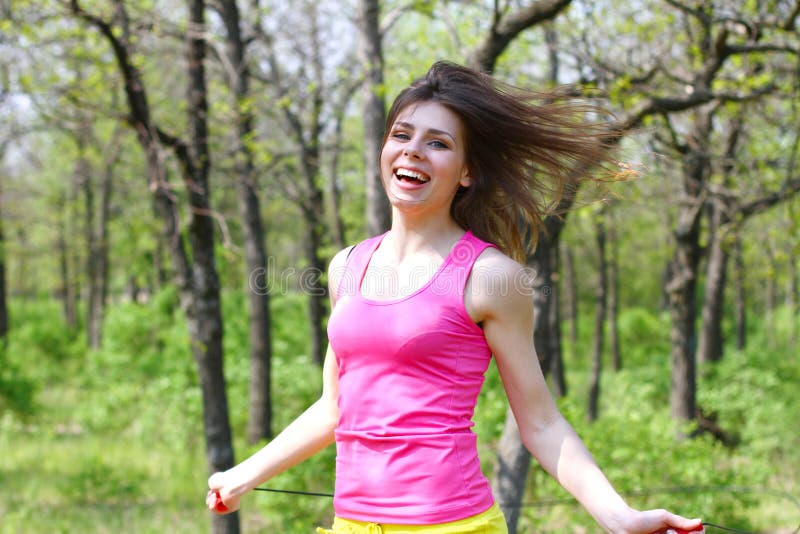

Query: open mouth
left=395, top=168, right=430, bottom=185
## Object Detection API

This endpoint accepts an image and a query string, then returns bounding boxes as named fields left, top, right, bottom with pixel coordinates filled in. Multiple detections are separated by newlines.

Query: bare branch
left=664, top=0, right=711, bottom=25
left=467, top=0, right=574, bottom=72
left=192, top=207, right=241, bottom=252
left=738, top=177, right=800, bottom=218
left=592, top=57, right=660, bottom=87
left=619, top=89, right=714, bottom=132
left=713, top=83, right=776, bottom=103
left=380, top=0, right=418, bottom=36
left=728, top=43, right=799, bottom=56
left=785, top=0, right=800, bottom=30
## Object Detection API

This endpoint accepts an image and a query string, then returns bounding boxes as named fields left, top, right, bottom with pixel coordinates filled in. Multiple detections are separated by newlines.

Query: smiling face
left=380, top=101, right=471, bottom=215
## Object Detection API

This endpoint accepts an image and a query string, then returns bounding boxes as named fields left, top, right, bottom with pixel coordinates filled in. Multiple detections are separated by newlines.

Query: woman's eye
left=430, top=140, right=448, bottom=149
left=392, top=132, right=410, bottom=140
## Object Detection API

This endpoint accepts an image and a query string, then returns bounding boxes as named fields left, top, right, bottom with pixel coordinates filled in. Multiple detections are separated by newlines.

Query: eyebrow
left=394, top=121, right=457, bottom=143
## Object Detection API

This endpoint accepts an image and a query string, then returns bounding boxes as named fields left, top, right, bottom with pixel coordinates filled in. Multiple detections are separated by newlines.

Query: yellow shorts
left=315, top=502, right=507, bottom=534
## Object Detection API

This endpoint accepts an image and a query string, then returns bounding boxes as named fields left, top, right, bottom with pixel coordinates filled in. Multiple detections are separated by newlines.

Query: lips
left=394, top=167, right=430, bottom=185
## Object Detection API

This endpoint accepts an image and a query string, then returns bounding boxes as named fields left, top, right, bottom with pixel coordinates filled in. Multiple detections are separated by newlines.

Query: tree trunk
left=258, top=3, right=329, bottom=368
left=787, top=215, right=798, bottom=345
left=301, top=195, right=328, bottom=366
left=153, top=230, right=168, bottom=292
left=357, top=0, right=390, bottom=236
left=242, top=177, right=273, bottom=443
left=666, top=110, right=710, bottom=424
left=562, top=244, right=579, bottom=348
left=545, top=241, right=567, bottom=397
left=327, top=102, right=348, bottom=250
left=70, top=2, right=240, bottom=531
left=57, top=193, right=78, bottom=330
left=185, top=3, right=238, bottom=532
left=493, top=216, right=567, bottom=532
left=667, top=216, right=700, bottom=424
left=587, top=210, right=607, bottom=422
left=14, top=227, right=28, bottom=297
left=175, top=5, right=236, bottom=534
left=78, top=129, right=101, bottom=348
left=82, top=126, right=116, bottom=350
left=216, top=0, right=273, bottom=444
left=732, top=232, right=746, bottom=350
left=87, top=135, right=114, bottom=349
left=607, top=211, right=621, bottom=371
left=789, top=246, right=799, bottom=313
left=492, top=409, right=529, bottom=533
left=0, top=176, right=8, bottom=338
left=698, top=198, right=729, bottom=364
left=475, top=8, right=574, bottom=527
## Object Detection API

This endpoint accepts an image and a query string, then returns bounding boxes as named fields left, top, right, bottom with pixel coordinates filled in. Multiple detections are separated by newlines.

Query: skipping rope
left=243, top=484, right=800, bottom=534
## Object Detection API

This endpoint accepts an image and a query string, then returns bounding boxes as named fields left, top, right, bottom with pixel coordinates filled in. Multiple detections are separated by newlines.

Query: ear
left=459, top=167, right=472, bottom=188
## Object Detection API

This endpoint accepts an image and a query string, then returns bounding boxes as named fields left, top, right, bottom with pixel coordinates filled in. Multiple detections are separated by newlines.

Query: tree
left=582, top=0, right=800, bottom=425
left=463, top=2, right=576, bottom=527
left=0, top=139, right=8, bottom=339
left=485, top=0, right=800, bottom=523
left=68, top=1, right=239, bottom=532
left=701, top=168, right=800, bottom=363
left=212, top=0, right=274, bottom=443
left=466, top=0, right=574, bottom=72
left=587, top=206, right=607, bottom=422
left=607, top=205, right=621, bottom=370
left=358, top=0, right=391, bottom=236
left=250, top=0, right=358, bottom=366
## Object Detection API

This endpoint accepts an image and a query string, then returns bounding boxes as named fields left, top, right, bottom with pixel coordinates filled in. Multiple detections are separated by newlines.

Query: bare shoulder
left=328, top=245, right=355, bottom=306
left=467, top=248, right=535, bottom=323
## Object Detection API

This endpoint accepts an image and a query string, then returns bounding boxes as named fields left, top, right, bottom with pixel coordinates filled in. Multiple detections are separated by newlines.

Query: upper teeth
left=396, top=169, right=429, bottom=182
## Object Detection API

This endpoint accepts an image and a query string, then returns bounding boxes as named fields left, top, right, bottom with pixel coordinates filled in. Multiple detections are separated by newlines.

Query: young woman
left=207, top=61, right=704, bottom=534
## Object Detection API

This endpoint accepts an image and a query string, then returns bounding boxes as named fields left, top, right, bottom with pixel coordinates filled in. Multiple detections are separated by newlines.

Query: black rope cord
left=252, top=484, right=800, bottom=534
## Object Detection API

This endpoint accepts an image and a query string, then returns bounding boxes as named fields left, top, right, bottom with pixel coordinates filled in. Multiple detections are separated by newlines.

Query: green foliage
left=615, top=307, right=672, bottom=367
left=507, top=305, right=799, bottom=533
left=5, top=299, right=86, bottom=378
left=1, top=295, right=798, bottom=532
left=3, top=1, right=799, bottom=532
left=0, top=298, right=86, bottom=417
left=700, top=307, right=800, bottom=466
left=0, top=342, right=36, bottom=417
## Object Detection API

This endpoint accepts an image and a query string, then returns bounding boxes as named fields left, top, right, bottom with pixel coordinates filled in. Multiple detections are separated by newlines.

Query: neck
left=386, top=209, right=465, bottom=258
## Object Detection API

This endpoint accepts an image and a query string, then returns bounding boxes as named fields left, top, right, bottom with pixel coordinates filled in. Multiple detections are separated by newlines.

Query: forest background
left=0, top=0, right=799, bottom=533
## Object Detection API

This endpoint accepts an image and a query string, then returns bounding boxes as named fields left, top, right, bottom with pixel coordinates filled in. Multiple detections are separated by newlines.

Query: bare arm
left=469, top=250, right=702, bottom=534
left=206, top=246, right=351, bottom=513
left=206, top=345, right=339, bottom=511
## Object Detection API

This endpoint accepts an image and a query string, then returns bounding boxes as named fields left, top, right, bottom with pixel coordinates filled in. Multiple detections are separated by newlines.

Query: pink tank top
left=326, top=230, right=496, bottom=524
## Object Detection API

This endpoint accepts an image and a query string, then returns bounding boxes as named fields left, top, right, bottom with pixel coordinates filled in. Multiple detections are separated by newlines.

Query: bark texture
left=588, top=210, right=607, bottom=422
left=216, top=0, right=274, bottom=443
left=358, top=0, right=390, bottom=236
left=70, top=1, right=239, bottom=531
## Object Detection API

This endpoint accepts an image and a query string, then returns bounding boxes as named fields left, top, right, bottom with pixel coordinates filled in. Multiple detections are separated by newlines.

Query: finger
left=212, top=490, right=229, bottom=513
left=207, top=471, right=225, bottom=490
left=673, top=526, right=704, bottom=534
left=206, top=490, right=216, bottom=510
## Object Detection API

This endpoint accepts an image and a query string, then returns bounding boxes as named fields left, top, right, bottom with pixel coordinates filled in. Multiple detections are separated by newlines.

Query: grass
left=0, top=296, right=798, bottom=533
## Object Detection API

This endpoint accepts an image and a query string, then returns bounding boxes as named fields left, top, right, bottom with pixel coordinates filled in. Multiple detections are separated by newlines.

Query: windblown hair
left=383, top=61, right=617, bottom=261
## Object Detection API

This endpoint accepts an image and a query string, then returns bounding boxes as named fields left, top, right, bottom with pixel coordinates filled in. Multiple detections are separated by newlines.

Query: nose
left=403, top=138, right=423, bottom=158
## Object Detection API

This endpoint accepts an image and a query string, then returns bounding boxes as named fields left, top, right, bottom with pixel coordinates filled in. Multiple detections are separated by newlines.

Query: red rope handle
left=212, top=491, right=229, bottom=513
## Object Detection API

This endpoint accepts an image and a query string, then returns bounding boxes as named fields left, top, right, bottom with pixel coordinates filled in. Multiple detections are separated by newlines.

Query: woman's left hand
left=615, top=508, right=703, bottom=534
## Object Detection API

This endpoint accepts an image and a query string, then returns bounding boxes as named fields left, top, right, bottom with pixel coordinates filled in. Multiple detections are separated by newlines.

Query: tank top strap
left=437, top=230, right=496, bottom=297
left=335, top=233, right=386, bottom=300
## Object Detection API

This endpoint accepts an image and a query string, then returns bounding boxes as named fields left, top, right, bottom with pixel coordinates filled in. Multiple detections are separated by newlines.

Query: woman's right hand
left=206, top=471, right=241, bottom=514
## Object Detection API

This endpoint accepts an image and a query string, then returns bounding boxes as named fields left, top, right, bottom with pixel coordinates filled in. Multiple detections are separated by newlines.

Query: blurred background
left=0, top=0, right=798, bottom=532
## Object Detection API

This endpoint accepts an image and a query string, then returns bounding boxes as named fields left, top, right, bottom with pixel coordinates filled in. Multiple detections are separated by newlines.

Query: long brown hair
left=383, top=61, right=616, bottom=261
